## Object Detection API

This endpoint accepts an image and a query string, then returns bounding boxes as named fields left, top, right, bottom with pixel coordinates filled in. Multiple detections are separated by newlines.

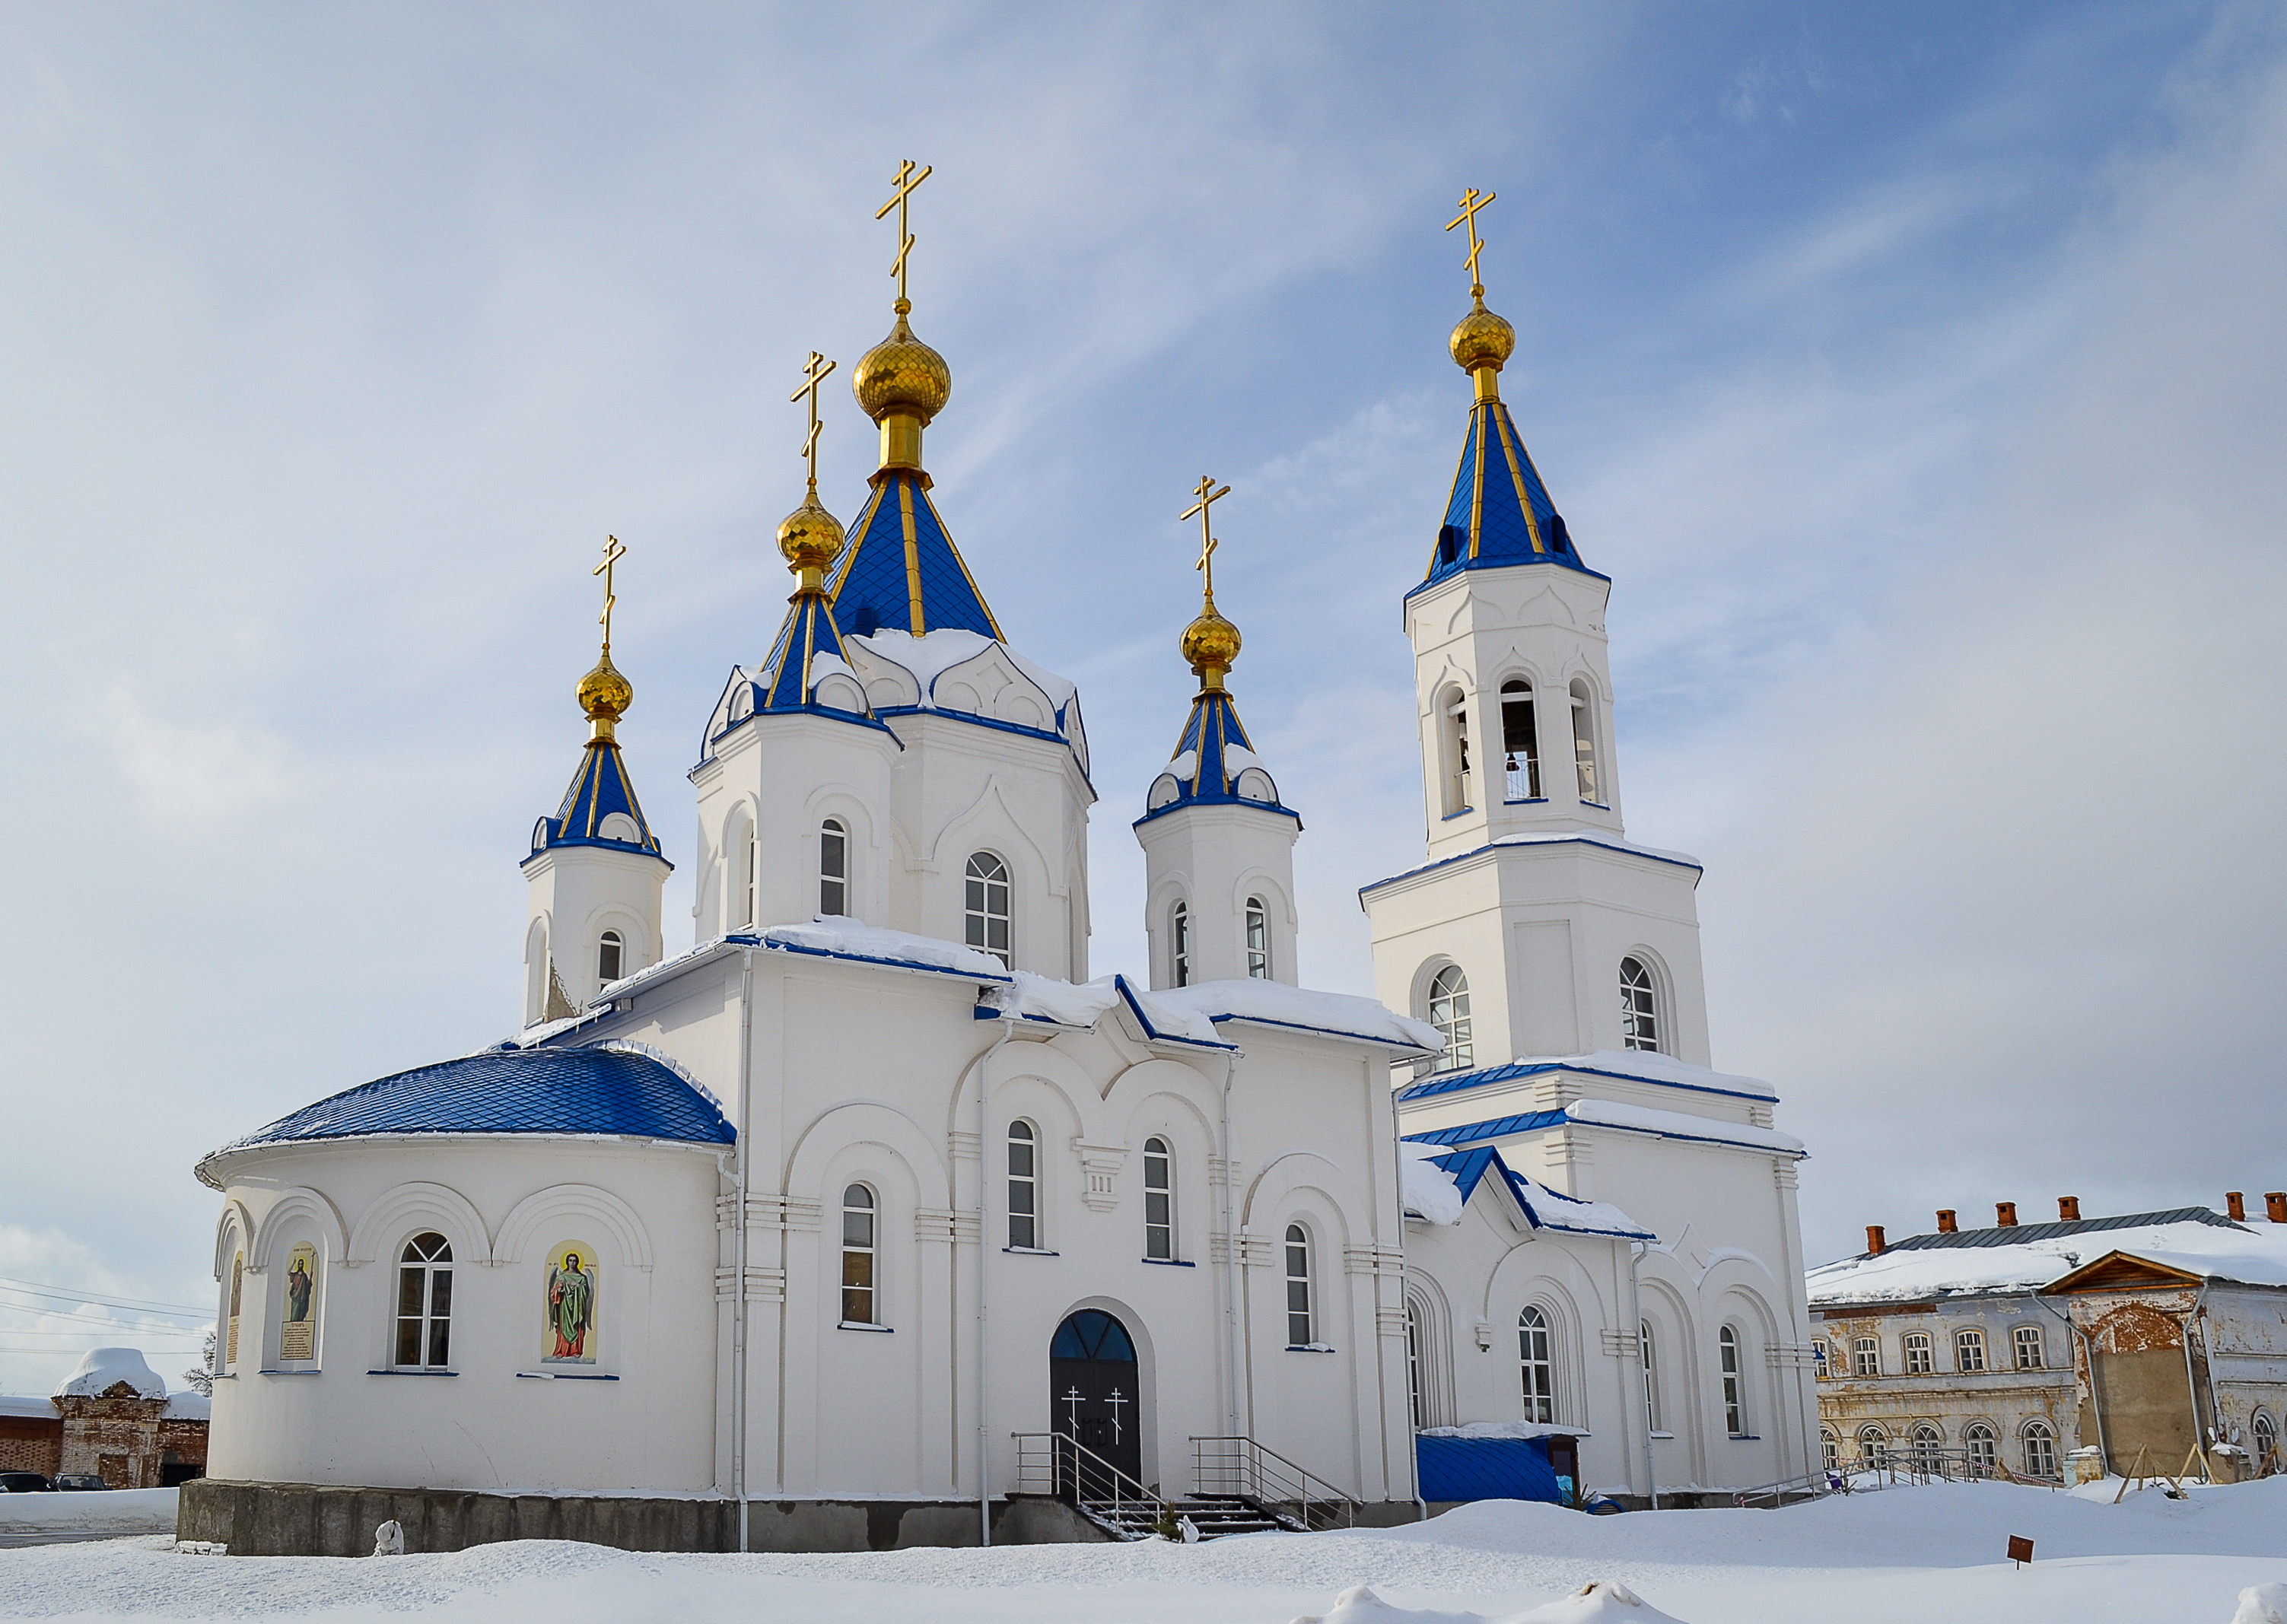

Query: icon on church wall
left=278, top=1243, right=318, bottom=1362
left=544, top=1242, right=597, bottom=1364
left=226, top=1251, right=243, bottom=1367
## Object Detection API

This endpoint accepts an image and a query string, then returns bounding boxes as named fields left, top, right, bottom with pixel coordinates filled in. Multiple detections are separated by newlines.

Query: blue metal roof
left=215, top=1047, right=735, bottom=1153
left=1404, top=1110, right=1568, bottom=1146
left=827, top=472, right=1001, bottom=640
left=1884, top=1207, right=2243, bottom=1254
left=755, top=590, right=869, bottom=717
left=1132, top=688, right=1299, bottom=828
left=1412, top=1143, right=1654, bottom=1241
left=530, top=741, right=664, bottom=862
left=1413, top=397, right=1602, bottom=595
left=1425, top=1146, right=1500, bottom=1205
left=1398, top=1055, right=1766, bottom=1106
left=1416, top=1435, right=1564, bottom=1505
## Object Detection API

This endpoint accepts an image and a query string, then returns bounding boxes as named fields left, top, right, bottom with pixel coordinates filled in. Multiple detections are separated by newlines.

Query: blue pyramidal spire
left=825, top=470, right=1002, bottom=640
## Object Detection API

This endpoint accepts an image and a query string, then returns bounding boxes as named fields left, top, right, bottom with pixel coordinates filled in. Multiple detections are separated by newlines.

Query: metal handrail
left=1190, top=1435, right=1361, bottom=1530
left=1731, top=1470, right=1831, bottom=1508
left=1012, top=1432, right=1166, bottom=1527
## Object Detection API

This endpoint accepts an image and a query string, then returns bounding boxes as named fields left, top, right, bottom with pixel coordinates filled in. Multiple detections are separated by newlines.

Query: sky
left=1, top=2, right=2282, bottom=1395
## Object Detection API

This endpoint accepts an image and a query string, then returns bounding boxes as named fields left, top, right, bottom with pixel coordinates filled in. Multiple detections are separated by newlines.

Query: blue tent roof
left=213, top=1047, right=735, bottom=1154
left=827, top=471, right=1001, bottom=640
left=1133, top=688, right=1299, bottom=828
left=530, top=741, right=664, bottom=862
left=1414, top=397, right=1601, bottom=593
left=754, top=589, right=873, bottom=718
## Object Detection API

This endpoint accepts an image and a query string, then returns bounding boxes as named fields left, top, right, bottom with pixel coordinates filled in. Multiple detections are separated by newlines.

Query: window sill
left=515, top=1371, right=619, bottom=1381
left=256, top=1368, right=321, bottom=1377
left=1728, top=1434, right=1761, bottom=1441
left=1649, top=1431, right=1675, bottom=1440
left=1285, top=1343, right=1338, bottom=1354
left=1003, top=1247, right=1061, bottom=1257
left=1580, top=800, right=1611, bottom=811
left=1440, top=809, right=1475, bottom=822
left=837, top=1320, right=894, bottom=1333
left=1141, top=1257, right=1196, bottom=1267
left=366, top=1368, right=456, bottom=1377
left=1503, top=797, right=1547, bottom=806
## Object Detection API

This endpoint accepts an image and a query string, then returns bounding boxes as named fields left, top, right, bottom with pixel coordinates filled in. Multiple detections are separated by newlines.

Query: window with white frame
left=2251, top=1410, right=2277, bottom=1470
left=1620, top=957, right=1660, bottom=1053
left=1007, top=1123, right=1038, bottom=1250
left=820, top=818, right=848, bottom=915
left=393, top=1232, right=453, bottom=1369
left=2021, top=1420, right=2059, bottom=1479
left=1569, top=679, right=1600, bottom=801
left=1955, top=1328, right=1987, bottom=1371
left=1439, top=686, right=1472, bottom=815
left=1245, top=897, right=1270, bottom=980
left=1964, top=1422, right=1998, bottom=1476
left=1500, top=678, right=1540, bottom=800
left=841, top=1184, right=878, bottom=1326
left=965, top=853, right=1011, bottom=968
left=1519, top=1306, right=1555, bottom=1424
left=1820, top=1429, right=1840, bottom=1473
left=596, top=930, right=624, bottom=985
left=1284, top=1225, right=1314, bottom=1346
left=1910, top=1423, right=1942, bottom=1467
left=730, top=815, right=758, bottom=929
left=1427, top=965, right=1473, bottom=1073
left=1170, top=900, right=1191, bottom=987
left=1903, top=1331, right=1934, bottom=1375
left=1640, top=1320, right=1661, bottom=1432
left=1853, top=1335, right=1881, bottom=1377
left=1858, top=1425, right=1889, bottom=1468
left=1406, top=1302, right=1424, bottom=1430
left=1719, top=1325, right=1748, bottom=1435
left=1143, top=1136, right=1174, bottom=1261
left=2014, top=1325, right=2045, bottom=1370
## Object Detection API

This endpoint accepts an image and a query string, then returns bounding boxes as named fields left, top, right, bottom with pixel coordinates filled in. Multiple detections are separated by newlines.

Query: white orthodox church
left=183, top=200, right=1819, bottom=1556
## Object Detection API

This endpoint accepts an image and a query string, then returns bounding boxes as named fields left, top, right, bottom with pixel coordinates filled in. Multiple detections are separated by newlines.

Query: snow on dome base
left=55, top=1346, right=166, bottom=1400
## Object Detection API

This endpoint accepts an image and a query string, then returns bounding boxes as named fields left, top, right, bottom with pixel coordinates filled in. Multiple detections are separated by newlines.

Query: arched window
left=1427, top=965, right=1474, bottom=1073
left=1245, top=897, right=1270, bottom=980
left=1438, top=686, right=1472, bottom=815
left=1955, top=1328, right=1987, bottom=1372
left=2013, top=1325, right=2045, bottom=1370
left=820, top=818, right=848, bottom=916
left=1519, top=1305, right=1555, bottom=1424
left=1852, top=1335, right=1881, bottom=1377
left=596, top=930, right=624, bottom=986
left=1820, top=1428, right=1840, bottom=1474
left=841, top=1184, right=878, bottom=1326
left=1719, top=1325, right=1747, bottom=1435
left=393, top=1232, right=453, bottom=1370
left=1569, top=679, right=1600, bottom=802
left=965, top=853, right=1011, bottom=968
left=1908, top=1422, right=1942, bottom=1470
left=2251, top=1410, right=2277, bottom=1470
left=1500, top=679, right=1541, bottom=800
left=2021, top=1419, right=2059, bottom=1479
left=1964, top=1422, right=1998, bottom=1477
left=1902, top=1331, right=1934, bottom=1375
left=1284, top=1225, right=1313, bottom=1347
left=1170, top=900, right=1191, bottom=987
left=1858, top=1425, right=1889, bottom=1469
left=728, top=812, right=758, bottom=930
left=1007, top=1123, right=1038, bottom=1251
left=1406, top=1301, right=1424, bottom=1430
left=1143, top=1136, right=1174, bottom=1261
left=1640, top=1320, right=1661, bottom=1432
left=1620, top=958, right=1660, bottom=1053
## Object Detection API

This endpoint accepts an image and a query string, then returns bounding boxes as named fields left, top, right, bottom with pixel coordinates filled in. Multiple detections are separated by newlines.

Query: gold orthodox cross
left=875, top=159, right=934, bottom=304
left=593, top=534, right=626, bottom=651
left=1180, top=475, right=1232, bottom=599
left=791, top=350, right=838, bottom=487
left=1446, top=186, right=1497, bottom=294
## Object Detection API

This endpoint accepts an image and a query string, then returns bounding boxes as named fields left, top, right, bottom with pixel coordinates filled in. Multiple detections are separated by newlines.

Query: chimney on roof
left=2058, top=1196, right=2081, bottom=1222
left=1936, top=1209, right=1957, bottom=1233
left=2227, top=1192, right=2247, bottom=1222
left=2266, top=1192, right=2286, bottom=1224
left=1996, top=1202, right=2018, bottom=1227
left=1866, top=1225, right=1888, bottom=1256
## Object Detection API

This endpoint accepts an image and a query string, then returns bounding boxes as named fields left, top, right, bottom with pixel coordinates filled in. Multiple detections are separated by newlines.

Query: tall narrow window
left=393, top=1232, right=453, bottom=1370
left=1170, top=901, right=1191, bottom=987
left=841, top=1184, right=877, bottom=1325
left=2013, top=1325, right=2044, bottom=1370
left=1143, top=1136, right=1174, bottom=1260
left=1284, top=1225, right=1313, bottom=1346
left=1427, top=965, right=1473, bottom=1073
left=596, top=930, right=624, bottom=985
left=1955, top=1328, right=1987, bottom=1372
left=1964, top=1422, right=1998, bottom=1476
left=820, top=818, right=848, bottom=916
left=1405, top=1303, right=1424, bottom=1430
left=1910, top=1423, right=1942, bottom=1469
left=1853, top=1336, right=1881, bottom=1376
left=1570, top=679, right=1600, bottom=802
left=1245, top=897, right=1270, bottom=980
left=1439, top=687, right=1472, bottom=815
left=1719, top=1325, right=1747, bottom=1435
left=1820, top=1429, right=1840, bottom=1474
left=1859, top=1425, right=1889, bottom=1469
left=2251, top=1410, right=2276, bottom=1469
left=1500, top=679, right=1541, bottom=800
left=730, top=815, right=758, bottom=929
left=1640, top=1320, right=1661, bottom=1432
left=2021, top=1420, right=2058, bottom=1479
left=1620, top=958, right=1660, bottom=1053
left=1902, top=1331, right=1934, bottom=1375
left=1007, top=1123, right=1038, bottom=1250
left=965, top=853, right=1011, bottom=968
left=1519, top=1306, right=1555, bottom=1424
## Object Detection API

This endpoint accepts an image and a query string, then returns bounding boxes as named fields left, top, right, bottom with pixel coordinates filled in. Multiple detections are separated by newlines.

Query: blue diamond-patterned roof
left=533, top=741, right=664, bottom=860
left=825, top=472, right=1002, bottom=640
left=1415, top=398, right=1602, bottom=593
left=1133, top=688, right=1299, bottom=827
left=754, top=591, right=868, bottom=716
left=212, top=1047, right=735, bottom=1154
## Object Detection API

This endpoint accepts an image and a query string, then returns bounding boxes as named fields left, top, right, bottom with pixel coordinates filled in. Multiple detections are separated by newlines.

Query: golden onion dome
left=1449, top=294, right=1516, bottom=374
left=1180, top=603, right=1242, bottom=682
left=852, top=300, right=952, bottom=424
left=577, top=649, right=633, bottom=726
left=776, top=487, right=847, bottom=575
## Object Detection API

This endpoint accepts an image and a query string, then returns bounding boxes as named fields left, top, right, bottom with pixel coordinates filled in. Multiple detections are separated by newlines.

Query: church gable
left=2044, top=1249, right=2207, bottom=1295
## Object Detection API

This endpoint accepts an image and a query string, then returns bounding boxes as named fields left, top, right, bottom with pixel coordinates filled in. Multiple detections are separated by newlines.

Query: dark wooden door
left=1050, top=1310, right=1143, bottom=1487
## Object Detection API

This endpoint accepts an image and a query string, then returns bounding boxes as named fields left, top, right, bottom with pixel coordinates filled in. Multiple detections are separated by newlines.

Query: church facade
left=184, top=191, right=1817, bottom=1555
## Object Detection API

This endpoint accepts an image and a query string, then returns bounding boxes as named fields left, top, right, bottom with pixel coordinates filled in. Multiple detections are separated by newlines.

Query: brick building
left=0, top=1348, right=209, bottom=1488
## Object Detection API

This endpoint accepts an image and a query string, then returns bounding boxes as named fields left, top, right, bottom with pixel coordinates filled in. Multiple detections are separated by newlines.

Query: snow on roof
left=1404, top=1143, right=1652, bottom=1241
left=163, top=1392, right=211, bottom=1421
left=983, top=972, right=1226, bottom=1047
left=1807, top=1215, right=2287, bottom=1305
left=1401, top=1142, right=1465, bottom=1225
left=1406, top=1099, right=1802, bottom=1160
left=848, top=628, right=1079, bottom=719
left=1151, top=979, right=1442, bottom=1052
left=1500, top=1163, right=1656, bottom=1241
left=1398, top=1048, right=1776, bottom=1104
left=54, top=1347, right=165, bottom=1400
left=759, top=917, right=1011, bottom=980
left=0, top=1394, right=56, bottom=1419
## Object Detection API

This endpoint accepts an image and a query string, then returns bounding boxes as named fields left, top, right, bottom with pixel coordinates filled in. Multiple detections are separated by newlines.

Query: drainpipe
left=976, top=1014, right=1013, bottom=1547
left=1628, top=1241, right=1656, bottom=1511
left=733, top=946, right=755, bottom=1552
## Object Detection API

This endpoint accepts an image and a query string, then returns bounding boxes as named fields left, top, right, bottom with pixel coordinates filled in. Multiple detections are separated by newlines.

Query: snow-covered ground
left=1, top=1481, right=2282, bottom=1622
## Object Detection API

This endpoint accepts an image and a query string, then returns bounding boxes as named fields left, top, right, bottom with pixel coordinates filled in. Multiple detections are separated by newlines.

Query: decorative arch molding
left=1226, top=869, right=1296, bottom=926
left=784, top=1099, right=951, bottom=1209
left=213, top=1200, right=256, bottom=1279
left=1112, top=1084, right=1220, bottom=1154
left=921, top=777, right=1064, bottom=898
left=1694, top=1249, right=1786, bottom=1297
left=344, top=1181, right=492, bottom=1270
left=949, top=1041, right=1100, bottom=1143
left=1101, top=1057, right=1221, bottom=1135
left=495, top=1183, right=654, bottom=1271
left=250, top=1187, right=348, bottom=1273
left=800, top=783, right=881, bottom=850
left=1411, top=955, right=1465, bottom=1021
left=1242, top=1151, right=1369, bottom=1247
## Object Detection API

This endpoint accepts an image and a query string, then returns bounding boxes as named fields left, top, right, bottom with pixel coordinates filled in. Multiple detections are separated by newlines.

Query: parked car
left=0, top=1471, right=54, bottom=1492
left=52, top=1475, right=109, bottom=1491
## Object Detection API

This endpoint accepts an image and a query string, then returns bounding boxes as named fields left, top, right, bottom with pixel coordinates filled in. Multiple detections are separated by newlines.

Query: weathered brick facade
left=0, top=1384, right=208, bottom=1486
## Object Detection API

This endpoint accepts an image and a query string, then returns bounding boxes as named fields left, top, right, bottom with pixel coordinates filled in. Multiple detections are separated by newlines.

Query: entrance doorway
left=1051, top=1309, right=1143, bottom=1486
